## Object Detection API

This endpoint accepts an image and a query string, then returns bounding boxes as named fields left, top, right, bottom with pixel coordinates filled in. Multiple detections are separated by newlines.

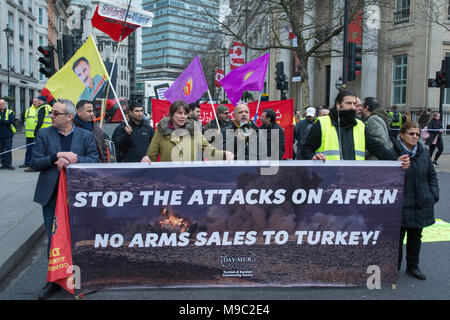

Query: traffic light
left=275, top=62, right=284, bottom=90
left=444, top=56, right=450, bottom=88
left=347, top=42, right=362, bottom=81
left=38, top=46, right=55, bottom=78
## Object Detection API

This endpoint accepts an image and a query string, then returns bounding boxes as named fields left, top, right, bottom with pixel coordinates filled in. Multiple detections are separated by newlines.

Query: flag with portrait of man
left=44, top=35, right=110, bottom=105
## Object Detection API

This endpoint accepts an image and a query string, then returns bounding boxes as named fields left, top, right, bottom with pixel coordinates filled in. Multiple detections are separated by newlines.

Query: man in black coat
left=259, top=108, right=285, bottom=160
left=222, top=103, right=259, bottom=160
left=112, top=102, right=154, bottom=162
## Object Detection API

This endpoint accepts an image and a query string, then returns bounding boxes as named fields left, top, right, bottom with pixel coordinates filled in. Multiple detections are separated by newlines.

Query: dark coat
left=392, top=139, right=439, bottom=228
left=221, top=120, right=259, bottom=160
left=31, top=126, right=99, bottom=206
left=259, top=121, right=285, bottom=160
left=425, top=119, right=443, bottom=146
left=112, top=119, right=154, bottom=162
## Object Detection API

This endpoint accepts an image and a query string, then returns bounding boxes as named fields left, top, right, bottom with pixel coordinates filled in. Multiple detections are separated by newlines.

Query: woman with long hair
left=141, top=100, right=233, bottom=162
left=392, top=121, right=439, bottom=280
left=426, top=112, right=444, bottom=167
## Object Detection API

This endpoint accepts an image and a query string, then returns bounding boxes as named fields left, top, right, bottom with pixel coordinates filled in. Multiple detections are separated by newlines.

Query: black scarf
left=329, top=108, right=357, bottom=128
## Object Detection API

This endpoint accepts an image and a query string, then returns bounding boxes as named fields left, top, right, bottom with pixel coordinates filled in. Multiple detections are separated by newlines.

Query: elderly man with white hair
left=221, top=102, right=260, bottom=160
left=31, top=98, right=99, bottom=300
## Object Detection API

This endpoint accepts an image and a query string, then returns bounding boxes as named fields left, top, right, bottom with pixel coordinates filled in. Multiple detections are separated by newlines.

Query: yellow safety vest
left=34, top=104, right=53, bottom=130
left=315, top=115, right=365, bottom=160
left=4, top=109, right=16, bottom=134
left=389, top=111, right=402, bottom=127
left=25, top=105, right=38, bottom=138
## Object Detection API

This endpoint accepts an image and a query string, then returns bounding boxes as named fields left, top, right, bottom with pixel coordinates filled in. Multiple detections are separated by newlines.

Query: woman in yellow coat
left=141, top=100, right=233, bottom=163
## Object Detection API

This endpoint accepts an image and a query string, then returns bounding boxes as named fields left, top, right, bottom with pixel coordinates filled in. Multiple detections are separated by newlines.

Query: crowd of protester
left=0, top=89, right=443, bottom=298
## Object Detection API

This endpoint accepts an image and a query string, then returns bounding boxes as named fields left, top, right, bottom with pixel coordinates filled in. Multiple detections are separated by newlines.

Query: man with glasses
left=31, top=98, right=98, bottom=299
left=203, top=104, right=231, bottom=143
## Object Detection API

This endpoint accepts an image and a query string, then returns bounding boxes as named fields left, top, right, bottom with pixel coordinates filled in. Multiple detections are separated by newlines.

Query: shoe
left=432, top=161, right=439, bottom=167
left=4, top=166, right=15, bottom=170
left=18, top=164, right=28, bottom=168
left=406, top=268, right=426, bottom=280
left=38, top=282, right=61, bottom=300
left=24, top=167, right=36, bottom=172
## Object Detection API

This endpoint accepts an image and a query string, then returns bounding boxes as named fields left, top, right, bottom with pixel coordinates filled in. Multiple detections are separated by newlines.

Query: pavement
left=1, top=131, right=450, bottom=286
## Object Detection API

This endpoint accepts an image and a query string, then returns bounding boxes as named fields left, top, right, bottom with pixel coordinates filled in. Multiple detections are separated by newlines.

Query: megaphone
left=240, top=122, right=252, bottom=137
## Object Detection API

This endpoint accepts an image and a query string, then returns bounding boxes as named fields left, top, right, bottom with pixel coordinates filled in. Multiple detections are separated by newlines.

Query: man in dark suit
left=31, top=98, right=98, bottom=299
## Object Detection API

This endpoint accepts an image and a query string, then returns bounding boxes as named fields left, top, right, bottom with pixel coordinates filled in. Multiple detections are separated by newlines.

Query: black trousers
left=429, top=136, right=444, bottom=162
left=398, top=228, right=423, bottom=270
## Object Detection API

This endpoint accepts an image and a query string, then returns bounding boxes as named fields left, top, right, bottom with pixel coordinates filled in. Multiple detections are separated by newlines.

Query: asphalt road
left=0, top=171, right=449, bottom=301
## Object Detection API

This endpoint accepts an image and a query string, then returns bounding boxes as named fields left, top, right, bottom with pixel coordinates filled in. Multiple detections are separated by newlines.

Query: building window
left=394, top=0, right=410, bottom=25
left=38, top=8, right=43, bottom=25
left=392, top=54, right=408, bottom=105
left=8, top=12, right=14, bottom=36
left=448, top=0, right=450, bottom=20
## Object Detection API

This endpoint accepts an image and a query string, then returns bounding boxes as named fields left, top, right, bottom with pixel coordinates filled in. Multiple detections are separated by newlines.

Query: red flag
left=46, top=170, right=74, bottom=295
left=91, top=4, right=139, bottom=42
left=215, top=68, right=224, bottom=88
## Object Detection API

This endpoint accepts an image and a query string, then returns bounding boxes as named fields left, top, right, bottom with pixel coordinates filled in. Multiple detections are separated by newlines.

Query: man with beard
left=112, top=102, right=154, bottom=162
left=203, top=104, right=231, bottom=143
left=301, top=90, right=410, bottom=169
left=362, top=97, right=393, bottom=160
left=73, top=100, right=109, bottom=162
left=259, top=108, right=285, bottom=160
left=222, top=102, right=259, bottom=160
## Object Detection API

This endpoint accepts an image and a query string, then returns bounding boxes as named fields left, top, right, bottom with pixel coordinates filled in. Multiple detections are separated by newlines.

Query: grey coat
left=392, top=138, right=439, bottom=229
left=364, top=107, right=392, bottom=160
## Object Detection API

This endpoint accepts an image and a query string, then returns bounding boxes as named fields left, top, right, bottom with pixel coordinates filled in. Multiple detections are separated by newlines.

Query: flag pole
left=97, top=0, right=132, bottom=128
left=254, top=92, right=262, bottom=123
left=207, top=89, right=220, bottom=131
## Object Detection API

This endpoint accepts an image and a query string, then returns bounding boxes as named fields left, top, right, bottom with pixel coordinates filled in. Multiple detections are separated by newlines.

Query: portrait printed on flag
left=44, top=35, right=110, bottom=105
left=72, top=57, right=108, bottom=101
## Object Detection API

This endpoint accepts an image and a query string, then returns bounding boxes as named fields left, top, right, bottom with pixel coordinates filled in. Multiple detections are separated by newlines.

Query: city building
left=137, top=0, right=221, bottom=106
left=1, top=0, right=50, bottom=119
left=68, top=0, right=133, bottom=102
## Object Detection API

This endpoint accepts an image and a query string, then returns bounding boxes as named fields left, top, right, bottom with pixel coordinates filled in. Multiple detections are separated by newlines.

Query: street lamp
left=3, top=25, right=13, bottom=97
left=335, top=76, right=343, bottom=91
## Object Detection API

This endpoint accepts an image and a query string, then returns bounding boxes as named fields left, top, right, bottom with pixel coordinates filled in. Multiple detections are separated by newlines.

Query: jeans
left=42, top=193, right=57, bottom=258
left=398, top=228, right=423, bottom=270
left=24, top=137, right=35, bottom=166
left=0, top=136, right=13, bottom=167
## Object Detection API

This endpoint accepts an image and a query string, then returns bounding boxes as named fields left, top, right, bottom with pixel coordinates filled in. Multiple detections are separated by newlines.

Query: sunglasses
left=406, top=132, right=420, bottom=137
left=51, top=111, right=69, bottom=117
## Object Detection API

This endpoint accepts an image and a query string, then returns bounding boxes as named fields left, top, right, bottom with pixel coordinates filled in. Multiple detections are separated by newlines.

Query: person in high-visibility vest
left=19, top=97, right=39, bottom=171
left=389, top=105, right=402, bottom=139
left=301, top=90, right=410, bottom=169
left=0, top=98, right=16, bottom=170
left=34, top=96, right=52, bottom=138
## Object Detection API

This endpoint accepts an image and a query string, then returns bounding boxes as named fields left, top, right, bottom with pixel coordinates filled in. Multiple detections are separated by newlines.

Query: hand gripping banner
left=66, top=161, right=404, bottom=295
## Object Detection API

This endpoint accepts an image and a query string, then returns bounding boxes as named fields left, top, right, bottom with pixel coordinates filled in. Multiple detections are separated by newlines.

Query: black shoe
left=406, top=268, right=426, bottom=280
left=19, top=164, right=28, bottom=168
left=24, top=167, right=36, bottom=172
left=38, top=282, right=61, bottom=300
left=4, top=166, right=15, bottom=170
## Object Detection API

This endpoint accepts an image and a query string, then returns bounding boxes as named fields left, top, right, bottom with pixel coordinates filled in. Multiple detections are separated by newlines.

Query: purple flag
left=164, top=56, right=208, bottom=104
left=220, top=53, right=270, bottom=106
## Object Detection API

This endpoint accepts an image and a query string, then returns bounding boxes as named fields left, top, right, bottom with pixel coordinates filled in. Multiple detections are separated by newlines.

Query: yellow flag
left=45, top=35, right=110, bottom=104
